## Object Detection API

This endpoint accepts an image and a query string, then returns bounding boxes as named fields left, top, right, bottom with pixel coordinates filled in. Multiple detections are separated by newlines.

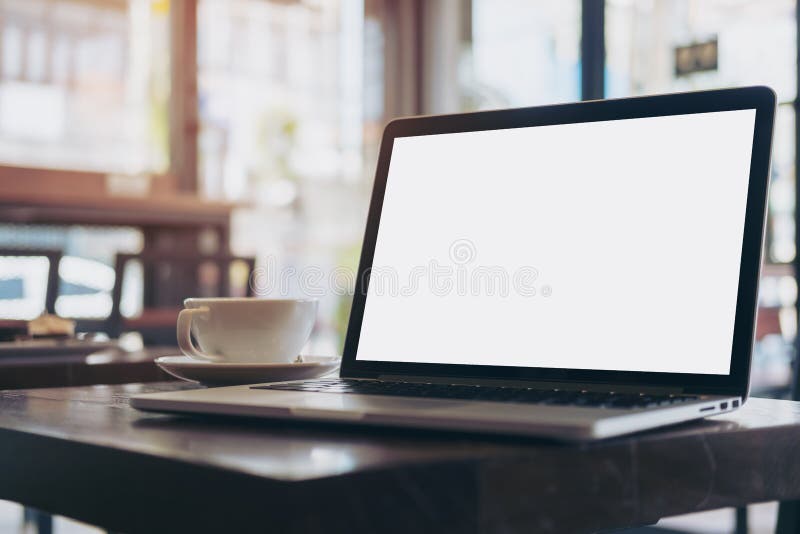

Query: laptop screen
left=355, top=109, right=757, bottom=375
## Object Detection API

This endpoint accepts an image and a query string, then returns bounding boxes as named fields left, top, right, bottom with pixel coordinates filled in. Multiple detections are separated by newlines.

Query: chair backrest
left=106, top=252, right=256, bottom=339
left=0, top=247, right=62, bottom=316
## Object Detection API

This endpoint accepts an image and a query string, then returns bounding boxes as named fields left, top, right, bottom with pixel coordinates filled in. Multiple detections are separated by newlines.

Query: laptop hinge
left=376, top=374, right=686, bottom=395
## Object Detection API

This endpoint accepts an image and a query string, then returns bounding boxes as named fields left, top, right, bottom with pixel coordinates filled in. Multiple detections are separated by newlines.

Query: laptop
left=133, top=87, right=776, bottom=441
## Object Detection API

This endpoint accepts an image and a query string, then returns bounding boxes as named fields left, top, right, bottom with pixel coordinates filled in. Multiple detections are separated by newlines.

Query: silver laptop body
left=133, top=87, right=776, bottom=441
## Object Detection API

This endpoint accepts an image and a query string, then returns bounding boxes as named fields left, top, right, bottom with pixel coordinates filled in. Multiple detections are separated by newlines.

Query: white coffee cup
left=176, top=297, right=318, bottom=363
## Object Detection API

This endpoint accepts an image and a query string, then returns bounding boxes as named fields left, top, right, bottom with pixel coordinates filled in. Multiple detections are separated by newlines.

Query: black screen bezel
left=340, top=86, right=776, bottom=396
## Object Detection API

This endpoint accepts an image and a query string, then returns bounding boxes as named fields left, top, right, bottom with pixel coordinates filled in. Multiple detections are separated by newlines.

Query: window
left=606, top=0, right=796, bottom=100
left=197, top=0, right=383, bottom=352
left=0, top=0, right=169, bottom=174
left=461, top=0, right=581, bottom=111
left=197, top=0, right=376, bottom=199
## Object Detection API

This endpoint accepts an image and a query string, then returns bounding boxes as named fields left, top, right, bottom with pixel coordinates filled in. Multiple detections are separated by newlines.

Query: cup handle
left=177, top=307, right=221, bottom=362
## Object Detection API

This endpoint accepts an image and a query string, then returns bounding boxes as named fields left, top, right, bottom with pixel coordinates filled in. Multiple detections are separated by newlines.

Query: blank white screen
left=356, top=110, right=756, bottom=374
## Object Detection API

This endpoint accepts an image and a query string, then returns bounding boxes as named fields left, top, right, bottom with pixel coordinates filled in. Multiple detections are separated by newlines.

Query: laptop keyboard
left=253, top=379, right=699, bottom=409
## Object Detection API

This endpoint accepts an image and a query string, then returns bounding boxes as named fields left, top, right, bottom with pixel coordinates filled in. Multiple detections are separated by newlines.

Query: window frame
left=0, top=0, right=197, bottom=198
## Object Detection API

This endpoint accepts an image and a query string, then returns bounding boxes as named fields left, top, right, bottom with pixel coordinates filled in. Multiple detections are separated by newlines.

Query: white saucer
left=155, top=355, right=340, bottom=386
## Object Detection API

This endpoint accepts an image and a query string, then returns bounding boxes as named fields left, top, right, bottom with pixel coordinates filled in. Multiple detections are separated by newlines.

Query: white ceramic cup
left=176, top=297, right=318, bottom=363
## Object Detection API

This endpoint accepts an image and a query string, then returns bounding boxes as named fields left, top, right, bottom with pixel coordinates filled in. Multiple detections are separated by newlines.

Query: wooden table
left=0, top=347, right=175, bottom=389
left=1, top=383, right=800, bottom=533
left=0, top=347, right=178, bottom=534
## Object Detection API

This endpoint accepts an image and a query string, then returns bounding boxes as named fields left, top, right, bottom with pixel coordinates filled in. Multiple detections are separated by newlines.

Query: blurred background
left=0, top=1, right=796, bottom=531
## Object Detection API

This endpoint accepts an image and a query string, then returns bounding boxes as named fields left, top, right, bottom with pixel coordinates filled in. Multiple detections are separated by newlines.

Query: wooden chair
left=106, top=252, right=256, bottom=345
left=0, top=247, right=61, bottom=316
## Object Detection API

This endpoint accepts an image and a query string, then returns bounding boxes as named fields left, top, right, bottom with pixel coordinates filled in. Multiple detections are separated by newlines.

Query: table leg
left=23, top=507, right=52, bottom=534
left=734, top=506, right=747, bottom=534
left=776, top=500, right=800, bottom=534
